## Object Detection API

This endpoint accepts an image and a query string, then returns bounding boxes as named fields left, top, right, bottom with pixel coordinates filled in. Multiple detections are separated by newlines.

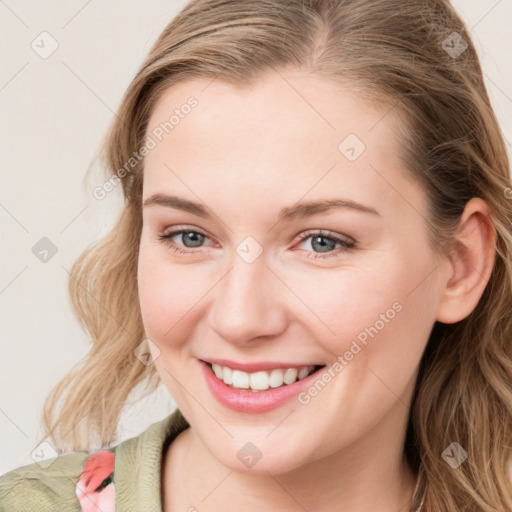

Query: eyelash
left=157, top=228, right=355, bottom=260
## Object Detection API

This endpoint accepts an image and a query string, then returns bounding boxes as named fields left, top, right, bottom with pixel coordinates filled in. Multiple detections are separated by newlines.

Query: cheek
left=137, top=246, right=201, bottom=344
left=137, top=244, right=218, bottom=349
left=286, top=267, right=400, bottom=351
left=292, top=252, right=437, bottom=365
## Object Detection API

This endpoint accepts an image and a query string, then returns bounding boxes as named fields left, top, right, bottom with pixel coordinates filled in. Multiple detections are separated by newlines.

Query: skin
left=137, top=69, right=496, bottom=512
left=76, top=485, right=115, bottom=512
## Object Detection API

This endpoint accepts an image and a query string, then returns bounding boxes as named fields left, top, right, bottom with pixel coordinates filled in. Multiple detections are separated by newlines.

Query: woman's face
left=137, top=70, right=449, bottom=474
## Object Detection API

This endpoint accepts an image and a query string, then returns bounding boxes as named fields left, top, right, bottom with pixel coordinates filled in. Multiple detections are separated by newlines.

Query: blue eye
left=294, top=230, right=355, bottom=259
left=158, top=229, right=210, bottom=254
left=158, top=228, right=355, bottom=259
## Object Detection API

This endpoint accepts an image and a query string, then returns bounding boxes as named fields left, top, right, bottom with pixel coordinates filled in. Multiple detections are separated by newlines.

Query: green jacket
left=0, top=408, right=190, bottom=511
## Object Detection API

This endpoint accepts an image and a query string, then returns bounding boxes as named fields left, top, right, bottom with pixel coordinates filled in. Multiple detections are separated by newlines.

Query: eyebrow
left=142, top=193, right=381, bottom=221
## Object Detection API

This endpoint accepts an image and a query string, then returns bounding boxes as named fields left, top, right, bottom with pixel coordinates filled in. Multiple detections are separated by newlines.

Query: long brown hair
left=39, top=1, right=512, bottom=509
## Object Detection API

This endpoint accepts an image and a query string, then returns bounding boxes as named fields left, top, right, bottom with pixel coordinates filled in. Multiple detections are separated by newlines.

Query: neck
left=162, top=399, right=418, bottom=512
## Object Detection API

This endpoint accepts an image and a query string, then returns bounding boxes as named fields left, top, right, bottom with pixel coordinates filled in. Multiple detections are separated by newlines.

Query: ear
left=435, top=197, right=497, bottom=324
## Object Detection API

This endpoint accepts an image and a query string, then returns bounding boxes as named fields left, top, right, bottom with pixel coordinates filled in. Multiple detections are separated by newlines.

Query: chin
left=208, top=437, right=311, bottom=476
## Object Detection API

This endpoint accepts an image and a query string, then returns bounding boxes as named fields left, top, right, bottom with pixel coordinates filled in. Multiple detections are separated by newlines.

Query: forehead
left=142, top=71, right=424, bottom=220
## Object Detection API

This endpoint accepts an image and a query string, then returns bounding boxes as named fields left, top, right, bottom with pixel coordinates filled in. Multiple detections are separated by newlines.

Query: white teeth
left=209, top=363, right=318, bottom=391
left=223, top=366, right=233, bottom=385
left=250, top=371, right=270, bottom=390
left=231, top=370, right=250, bottom=389
left=269, top=369, right=284, bottom=388
left=283, top=368, right=298, bottom=384
left=297, top=367, right=310, bottom=380
left=212, top=363, right=223, bottom=379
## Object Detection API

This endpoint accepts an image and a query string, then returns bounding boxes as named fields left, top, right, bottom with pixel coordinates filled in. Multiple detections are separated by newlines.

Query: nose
left=207, top=252, right=288, bottom=347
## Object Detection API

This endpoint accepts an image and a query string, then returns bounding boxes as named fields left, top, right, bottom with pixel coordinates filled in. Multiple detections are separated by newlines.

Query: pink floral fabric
left=75, top=450, right=115, bottom=512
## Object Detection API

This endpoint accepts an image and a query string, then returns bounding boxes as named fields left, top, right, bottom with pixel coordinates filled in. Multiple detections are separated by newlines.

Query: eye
left=293, top=230, right=355, bottom=259
left=158, top=228, right=212, bottom=254
left=157, top=227, right=355, bottom=259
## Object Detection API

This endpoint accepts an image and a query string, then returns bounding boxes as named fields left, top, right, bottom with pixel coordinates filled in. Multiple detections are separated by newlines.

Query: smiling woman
left=1, top=0, right=512, bottom=511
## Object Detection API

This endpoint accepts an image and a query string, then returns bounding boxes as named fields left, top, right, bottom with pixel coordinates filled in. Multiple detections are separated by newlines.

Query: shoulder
left=0, top=410, right=189, bottom=512
left=0, top=451, right=88, bottom=511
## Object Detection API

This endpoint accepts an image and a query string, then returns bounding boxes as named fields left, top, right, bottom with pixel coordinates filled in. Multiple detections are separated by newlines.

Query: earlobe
left=435, top=198, right=497, bottom=324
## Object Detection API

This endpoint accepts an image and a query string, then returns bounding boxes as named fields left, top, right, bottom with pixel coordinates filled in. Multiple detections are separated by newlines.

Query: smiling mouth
left=203, top=361, right=325, bottom=392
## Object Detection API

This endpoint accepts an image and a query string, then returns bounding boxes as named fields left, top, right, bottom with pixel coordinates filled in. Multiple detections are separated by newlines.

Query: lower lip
left=200, top=360, right=323, bottom=413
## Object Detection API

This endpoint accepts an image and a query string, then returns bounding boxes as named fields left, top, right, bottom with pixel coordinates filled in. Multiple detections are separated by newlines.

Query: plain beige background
left=1, top=0, right=511, bottom=475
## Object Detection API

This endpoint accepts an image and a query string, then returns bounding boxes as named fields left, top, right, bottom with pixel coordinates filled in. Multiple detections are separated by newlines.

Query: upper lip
left=201, top=358, right=324, bottom=373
